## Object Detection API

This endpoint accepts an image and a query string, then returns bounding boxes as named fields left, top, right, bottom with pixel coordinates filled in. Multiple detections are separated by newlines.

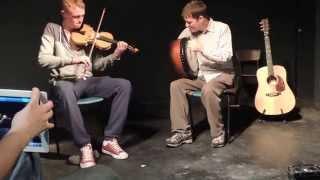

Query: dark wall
left=0, top=0, right=317, bottom=113
left=314, top=1, right=320, bottom=107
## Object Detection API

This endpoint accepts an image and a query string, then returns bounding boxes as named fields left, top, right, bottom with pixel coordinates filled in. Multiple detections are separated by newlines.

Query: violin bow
left=88, top=8, right=106, bottom=59
left=82, top=8, right=106, bottom=80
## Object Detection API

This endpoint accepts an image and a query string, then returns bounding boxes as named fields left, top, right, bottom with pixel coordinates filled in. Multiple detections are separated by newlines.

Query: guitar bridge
left=266, top=92, right=281, bottom=97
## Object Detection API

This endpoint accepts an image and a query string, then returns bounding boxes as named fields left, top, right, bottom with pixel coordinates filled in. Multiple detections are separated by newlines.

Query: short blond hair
left=181, top=0, right=209, bottom=19
left=62, top=0, right=85, bottom=11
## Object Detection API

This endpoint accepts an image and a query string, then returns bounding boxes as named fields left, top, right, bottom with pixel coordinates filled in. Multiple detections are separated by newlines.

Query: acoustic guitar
left=254, top=18, right=296, bottom=115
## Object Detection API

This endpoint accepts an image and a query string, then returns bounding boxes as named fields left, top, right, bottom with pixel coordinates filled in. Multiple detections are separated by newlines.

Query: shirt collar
left=205, top=18, right=215, bottom=33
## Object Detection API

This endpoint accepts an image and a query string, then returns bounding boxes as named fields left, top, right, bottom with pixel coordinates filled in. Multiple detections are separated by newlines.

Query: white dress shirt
left=178, top=18, right=233, bottom=82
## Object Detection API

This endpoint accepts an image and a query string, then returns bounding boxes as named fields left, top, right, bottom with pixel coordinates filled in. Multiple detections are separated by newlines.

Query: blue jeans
left=5, top=152, right=42, bottom=180
left=0, top=128, right=42, bottom=180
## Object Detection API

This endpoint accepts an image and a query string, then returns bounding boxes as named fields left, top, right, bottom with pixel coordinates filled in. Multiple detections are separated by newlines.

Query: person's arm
left=177, top=28, right=190, bottom=40
left=93, top=41, right=128, bottom=71
left=200, top=25, right=233, bottom=63
left=38, top=23, right=73, bottom=69
left=0, top=88, right=54, bottom=179
left=93, top=53, right=118, bottom=71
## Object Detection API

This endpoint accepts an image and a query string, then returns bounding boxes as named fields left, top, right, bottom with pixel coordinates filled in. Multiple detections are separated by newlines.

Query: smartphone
left=0, top=89, right=50, bottom=153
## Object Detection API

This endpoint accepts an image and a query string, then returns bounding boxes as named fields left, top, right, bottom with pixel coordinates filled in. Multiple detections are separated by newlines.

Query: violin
left=70, top=24, right=139, bottom=53
left=70, top=8, right=138, bottom=81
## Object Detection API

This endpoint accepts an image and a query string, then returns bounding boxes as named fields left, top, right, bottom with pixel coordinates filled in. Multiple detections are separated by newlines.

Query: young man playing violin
left=166, top=0, right=234, bottom=148
left=38, top=0, right=131, bottom=168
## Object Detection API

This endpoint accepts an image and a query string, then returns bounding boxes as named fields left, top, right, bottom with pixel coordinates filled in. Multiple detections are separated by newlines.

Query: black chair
left=187, top=57, right=241, bottom=144
left=235, top=49, right=261, bottom=79
left=235, top=49, right=261, bottom=106
left=187, top=49, right=262, bottom=143
left=187, top=83, right=240, bottom=144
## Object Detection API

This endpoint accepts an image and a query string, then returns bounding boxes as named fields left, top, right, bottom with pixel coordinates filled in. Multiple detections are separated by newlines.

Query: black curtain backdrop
left=0, top=0, right=317, bottom=115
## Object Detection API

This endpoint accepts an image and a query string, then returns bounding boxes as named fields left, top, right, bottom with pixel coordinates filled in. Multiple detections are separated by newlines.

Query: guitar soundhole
left=267, top=75, right=277, bottom=84
left=266, top=75, right=282, bottom=97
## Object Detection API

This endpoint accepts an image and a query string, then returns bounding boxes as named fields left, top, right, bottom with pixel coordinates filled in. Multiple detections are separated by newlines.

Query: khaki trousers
left=170, top=73, right=234, bottom=138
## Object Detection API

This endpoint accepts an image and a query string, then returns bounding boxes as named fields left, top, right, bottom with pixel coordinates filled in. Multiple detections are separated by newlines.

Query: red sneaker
left=80, top=143, right=96, bottom=168
left=102, top=138, right=128, bottom=159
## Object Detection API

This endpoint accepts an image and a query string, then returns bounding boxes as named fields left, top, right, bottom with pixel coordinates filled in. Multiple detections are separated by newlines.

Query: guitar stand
left=258, top=109, right=288, bottom=123
left=281, top=109, right=288, bottom=123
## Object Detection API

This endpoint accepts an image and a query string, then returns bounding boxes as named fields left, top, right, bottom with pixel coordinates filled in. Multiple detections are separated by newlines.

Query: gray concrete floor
left=40, top=103, right=320, bottom=180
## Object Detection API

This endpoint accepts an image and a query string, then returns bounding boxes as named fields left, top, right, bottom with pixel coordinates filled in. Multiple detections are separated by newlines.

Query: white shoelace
left=171, top=133, right=184, bottom=142
left=81, top=144, right=94, bottom=161
left=108, top=139, right=123, bottom=153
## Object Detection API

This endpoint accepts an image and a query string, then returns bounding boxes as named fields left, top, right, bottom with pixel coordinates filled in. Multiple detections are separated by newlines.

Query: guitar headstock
left=259, top=18, right=270, bottom=36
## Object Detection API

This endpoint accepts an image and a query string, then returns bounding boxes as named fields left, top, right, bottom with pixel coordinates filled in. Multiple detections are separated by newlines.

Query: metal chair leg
left=52, top=113, right=60, bottom=155
left=226, top=95, right=231, bottom=143
left=48, top=86, right=60, bottom=154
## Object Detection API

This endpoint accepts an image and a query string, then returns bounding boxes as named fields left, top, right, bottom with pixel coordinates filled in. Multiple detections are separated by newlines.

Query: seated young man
left=38, top=0, right=132, bottom=168
left=166, top=0, right=234, bottom=148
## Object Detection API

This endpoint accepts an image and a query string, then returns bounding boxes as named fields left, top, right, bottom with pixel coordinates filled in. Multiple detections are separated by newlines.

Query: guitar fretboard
left=264, top=34, right=274, bottom=76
